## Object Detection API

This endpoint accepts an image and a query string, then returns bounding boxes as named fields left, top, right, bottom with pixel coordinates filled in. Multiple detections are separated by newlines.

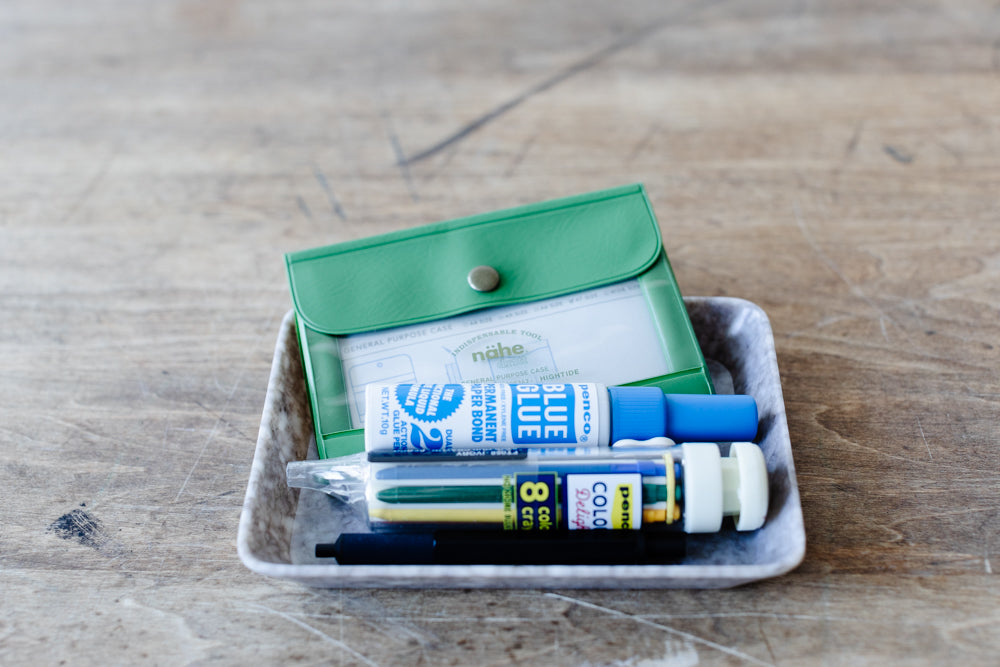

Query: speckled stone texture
left=237, top=298, right=805, bottom=588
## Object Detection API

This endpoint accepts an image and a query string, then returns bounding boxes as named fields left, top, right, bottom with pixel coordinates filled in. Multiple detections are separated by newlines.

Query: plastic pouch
left=285, top=185, right=716, bottom=458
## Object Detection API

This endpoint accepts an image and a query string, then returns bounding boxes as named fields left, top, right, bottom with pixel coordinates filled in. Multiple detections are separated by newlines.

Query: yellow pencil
left=369, top=506, right=506, bottom=523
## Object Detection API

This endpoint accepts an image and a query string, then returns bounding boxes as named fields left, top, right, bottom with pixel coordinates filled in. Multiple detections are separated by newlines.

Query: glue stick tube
left=363, top=382, right=757, bottom=455
left=365, top=441, right=769, bottom=533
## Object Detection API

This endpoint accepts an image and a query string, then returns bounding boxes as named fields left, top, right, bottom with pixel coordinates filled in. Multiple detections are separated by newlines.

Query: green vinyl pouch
left=286, top=184, right=714, bottom=458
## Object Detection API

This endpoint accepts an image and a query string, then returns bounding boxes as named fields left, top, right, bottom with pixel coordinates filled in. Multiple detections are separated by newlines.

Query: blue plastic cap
left=663, top=393, right=758, bottom=442
left=607, top=388, right=759, bottom=444
left=608, top=386, right=667, bottom=443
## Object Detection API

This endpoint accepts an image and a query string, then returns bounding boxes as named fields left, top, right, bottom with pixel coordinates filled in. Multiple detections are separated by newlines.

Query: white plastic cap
left=721, top=442, right=769, bottom=531
left=680, top=443, right=724, bottom=533
left=681, top=442, right=769, bottom=533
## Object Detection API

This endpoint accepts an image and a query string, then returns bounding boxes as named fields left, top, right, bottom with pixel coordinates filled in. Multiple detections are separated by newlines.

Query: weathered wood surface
left=2, top=0, right=999, bottom=664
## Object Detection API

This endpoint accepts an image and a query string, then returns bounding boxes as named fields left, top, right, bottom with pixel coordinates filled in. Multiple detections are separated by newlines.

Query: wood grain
left=1, top=0, right=998, bottom=664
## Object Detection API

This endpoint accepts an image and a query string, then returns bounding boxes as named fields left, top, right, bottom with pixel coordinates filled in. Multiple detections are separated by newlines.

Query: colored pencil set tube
left=366, top=441, right=768, bottom=534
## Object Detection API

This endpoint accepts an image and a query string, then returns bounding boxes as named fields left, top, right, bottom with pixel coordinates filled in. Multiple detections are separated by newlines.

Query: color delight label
left=566, top=474, right=642, bottom=530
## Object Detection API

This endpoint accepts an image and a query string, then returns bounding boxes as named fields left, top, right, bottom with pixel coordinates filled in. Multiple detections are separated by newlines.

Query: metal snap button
left=467, top=265, right=500, bottom=292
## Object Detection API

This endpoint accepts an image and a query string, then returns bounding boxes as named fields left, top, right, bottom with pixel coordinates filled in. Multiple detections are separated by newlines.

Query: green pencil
left=376, top=483, right=668, bottom=504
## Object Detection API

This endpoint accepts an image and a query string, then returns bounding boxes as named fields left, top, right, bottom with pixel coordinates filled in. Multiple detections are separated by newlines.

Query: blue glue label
left=365, top=382, right=606, bottom=453
left=510, top=384, right=577, bottom=444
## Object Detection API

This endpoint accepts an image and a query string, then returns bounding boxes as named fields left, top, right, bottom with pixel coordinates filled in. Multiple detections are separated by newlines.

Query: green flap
left=287, top=184, right=662, bottom=335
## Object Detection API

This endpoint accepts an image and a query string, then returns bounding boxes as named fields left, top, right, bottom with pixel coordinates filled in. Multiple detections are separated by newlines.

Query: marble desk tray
left=237, top=298, right=805, bottom=588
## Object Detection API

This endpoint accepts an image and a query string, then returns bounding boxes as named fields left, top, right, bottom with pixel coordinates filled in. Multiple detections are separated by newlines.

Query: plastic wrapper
left=286, top=440, right=767, bottom=536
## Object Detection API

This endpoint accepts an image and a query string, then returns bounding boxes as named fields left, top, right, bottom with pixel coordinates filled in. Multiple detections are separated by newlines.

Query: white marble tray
left=237, top=298, right=805, bottom=588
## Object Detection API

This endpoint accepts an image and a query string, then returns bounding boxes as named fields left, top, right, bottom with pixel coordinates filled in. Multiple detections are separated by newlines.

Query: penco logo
left=612, top=484, right=633, bottom=529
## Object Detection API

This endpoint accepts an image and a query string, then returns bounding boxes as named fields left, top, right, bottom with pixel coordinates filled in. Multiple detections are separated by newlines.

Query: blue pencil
left=373, top=459, right=666, bottom=481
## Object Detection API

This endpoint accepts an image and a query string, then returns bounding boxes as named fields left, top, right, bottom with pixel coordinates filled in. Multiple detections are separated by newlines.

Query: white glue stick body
left=363, top=383, right=758, bottom=455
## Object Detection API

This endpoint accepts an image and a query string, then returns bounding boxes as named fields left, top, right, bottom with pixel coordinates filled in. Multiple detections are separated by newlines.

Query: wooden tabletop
left=2, top=1, right=999, bottom=664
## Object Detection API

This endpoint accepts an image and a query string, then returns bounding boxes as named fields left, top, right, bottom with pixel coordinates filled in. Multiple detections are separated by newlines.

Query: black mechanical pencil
left=315, top=530, right=685, bottom=565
